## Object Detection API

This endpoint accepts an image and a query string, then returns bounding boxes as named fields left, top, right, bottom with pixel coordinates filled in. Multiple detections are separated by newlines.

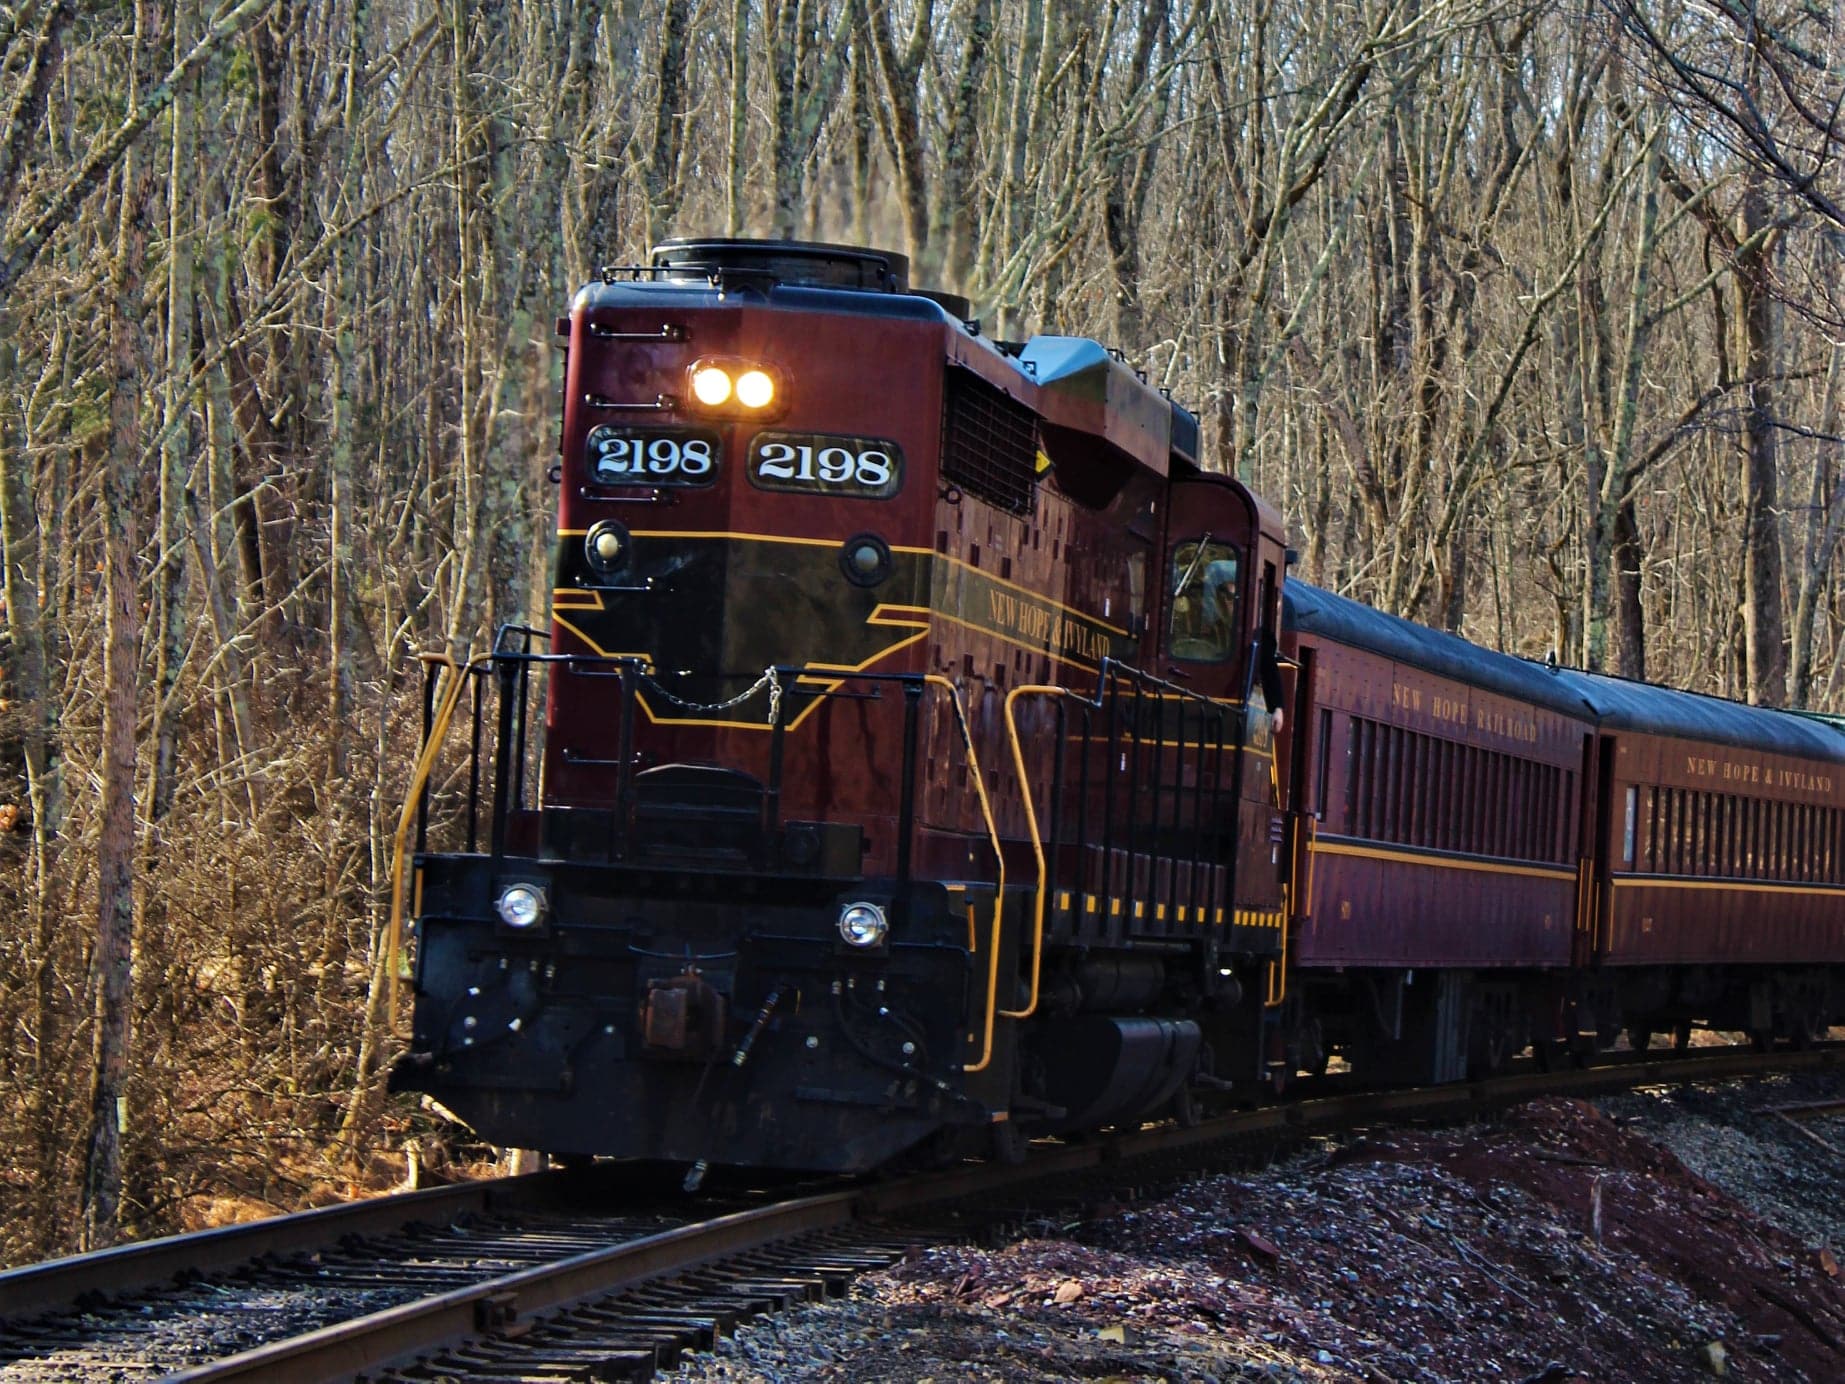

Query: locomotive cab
left=1156, top=474, right=1291, bottom=953
left=393, top=239, right=1293, bottom=1174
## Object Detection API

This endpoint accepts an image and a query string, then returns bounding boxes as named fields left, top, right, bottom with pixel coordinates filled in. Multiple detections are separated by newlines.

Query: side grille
left=942, top=366, right=1039, bottom=516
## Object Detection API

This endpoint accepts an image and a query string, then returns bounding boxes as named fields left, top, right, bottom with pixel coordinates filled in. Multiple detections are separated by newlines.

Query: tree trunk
left=84, top=135, right=154, bottom=1252
left=1790, top=345, right=1845, bottom=707
left=324, top=0, right=367, bottom=779
left=195, top=361, right=262, bottom=820
left=1100, top=0, right=1163, bottom=345
left=150, top=0, right=195, bottom=823
left=931, top=0, right=991, bottom=289
left=1735, top=180, right=1787, bottom=705
left=858, top=0, right=930, bottom=275
left=1613, top=496, right=1646, bottom=680
left=643, top=0, right=689, bottom=245
left=726, top=0, right=749, bottom=235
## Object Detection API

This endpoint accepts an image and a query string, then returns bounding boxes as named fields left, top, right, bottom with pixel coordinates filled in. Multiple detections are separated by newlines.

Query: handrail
left=1267, top=809, right=1317, bottom=1009
left=386, top=651, right=490, bottom=1021
left=1001, top=685, right=1069, bottom=1021
left=924, top=674, right=1007, bottom=1075
left=1003, top=669, right=1246, bottom=1020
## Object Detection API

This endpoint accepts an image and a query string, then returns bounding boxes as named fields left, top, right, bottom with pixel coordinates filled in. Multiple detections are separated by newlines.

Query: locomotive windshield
left=1168, top=540, right=1241, bottom=662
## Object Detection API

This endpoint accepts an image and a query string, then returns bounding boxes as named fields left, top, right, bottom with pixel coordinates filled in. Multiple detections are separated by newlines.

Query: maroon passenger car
left=1276, top=584, right=1845, bottom=1083
left=1574, top=673, right=1845, bottom=1046
left=1276, top=584, right=1597, bottom=1082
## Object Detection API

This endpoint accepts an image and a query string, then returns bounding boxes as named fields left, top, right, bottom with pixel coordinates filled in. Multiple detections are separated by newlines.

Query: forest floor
left=673, top=1069, right=1845, bottom=1382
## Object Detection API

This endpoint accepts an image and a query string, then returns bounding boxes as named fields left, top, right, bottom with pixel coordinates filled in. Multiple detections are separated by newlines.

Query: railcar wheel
left=904, top=1127, right=976, bottom=1170
left=1674, top=1022, right=1693, bottom=1053
left=1628, top=1027, right=1653, bottom=1054
left=990, top=1119, right=1029, bottom=1165
left=1467, top=1018, right=1513, bottom=1080
left=1171, top=1081, right=1201, bottom=1129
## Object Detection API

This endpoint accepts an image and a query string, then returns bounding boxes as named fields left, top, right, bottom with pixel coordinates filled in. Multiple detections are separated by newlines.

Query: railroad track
left=0, top=1166, right=817, bottom=1381
left=3, top=1042, right=1837, bottom=1382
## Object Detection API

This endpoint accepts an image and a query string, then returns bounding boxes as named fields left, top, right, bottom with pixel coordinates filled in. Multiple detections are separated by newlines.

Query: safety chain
left=638, top=665, right=783, bottom=726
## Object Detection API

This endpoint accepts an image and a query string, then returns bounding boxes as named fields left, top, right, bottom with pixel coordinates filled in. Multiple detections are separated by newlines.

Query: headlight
left=497, top=883, right=547, bottom=929
left=735, top=369, right=775, bottom=409
left=691, top=366, right=732, bottom=406
left=684, top=358, right=783, bottom=416
left=837, top=901, right=889, bottom=948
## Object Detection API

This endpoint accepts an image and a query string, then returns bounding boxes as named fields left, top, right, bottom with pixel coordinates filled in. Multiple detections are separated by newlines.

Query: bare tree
left=82, top=6, right=160, bottom=1246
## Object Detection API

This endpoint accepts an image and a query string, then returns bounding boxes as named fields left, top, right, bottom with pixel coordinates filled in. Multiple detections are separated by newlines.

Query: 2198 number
left=586, top=427, right=718, bottom=486
left=748, top=433, right=903, bottom=498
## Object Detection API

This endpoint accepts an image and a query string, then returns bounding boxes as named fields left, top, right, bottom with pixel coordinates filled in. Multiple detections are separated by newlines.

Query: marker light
left=837, top=901, right=889, bottom=948
left=691, top=366, right=732, bottom=406
left=736, top=369, right=775, bottom=409
left=584, top=520, right=630, bottom=578
left=496, top=883, right=547, bottom=929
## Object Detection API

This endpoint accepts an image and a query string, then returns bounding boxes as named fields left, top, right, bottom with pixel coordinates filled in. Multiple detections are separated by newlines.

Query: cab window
left=1167, top=540, right=1240, bottom=662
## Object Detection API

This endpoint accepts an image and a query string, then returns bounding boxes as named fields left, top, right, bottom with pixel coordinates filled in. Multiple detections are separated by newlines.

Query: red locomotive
left=391, top=238, right=1845, bottom=1176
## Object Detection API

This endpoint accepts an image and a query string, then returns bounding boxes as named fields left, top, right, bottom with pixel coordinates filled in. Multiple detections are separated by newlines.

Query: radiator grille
left=942, top=366, right=1039, bottom=516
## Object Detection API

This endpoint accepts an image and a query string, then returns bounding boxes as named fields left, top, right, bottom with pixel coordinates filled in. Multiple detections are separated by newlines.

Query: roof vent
left=650, top=238, right=908, bottom=293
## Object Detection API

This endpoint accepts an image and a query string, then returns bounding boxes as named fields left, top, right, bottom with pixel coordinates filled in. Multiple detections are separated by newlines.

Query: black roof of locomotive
left=573, top=274, right=954, bottom=323
left=1284, top=580, right=1845, bottom=762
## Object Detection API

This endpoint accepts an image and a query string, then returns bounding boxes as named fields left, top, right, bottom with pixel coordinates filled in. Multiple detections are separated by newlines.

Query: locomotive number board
left=747, top=432, right=903, bottom=498
left=586, top=426, right=720, bottom=485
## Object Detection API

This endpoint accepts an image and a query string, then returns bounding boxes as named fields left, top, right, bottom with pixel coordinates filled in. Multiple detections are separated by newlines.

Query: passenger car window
left=1167, top=540, right=1240, bottom=662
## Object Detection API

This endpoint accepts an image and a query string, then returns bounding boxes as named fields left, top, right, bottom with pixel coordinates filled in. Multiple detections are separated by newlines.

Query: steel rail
left=138, top=1042, right=1843, bottom=1383
left=0, top=1169, right=572, bottom=1321
left=163, top=1192, right=861, bottom=1383
left=851, top=1043, right=1845, bottom=1220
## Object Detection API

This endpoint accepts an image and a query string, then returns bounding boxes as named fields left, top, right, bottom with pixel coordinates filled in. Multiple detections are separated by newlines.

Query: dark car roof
left=1560, top=668, right=1845, bottom=762
left=1282, top=581, right=1594, bottom=720
left=1283, top=581, right=1845, bottom=762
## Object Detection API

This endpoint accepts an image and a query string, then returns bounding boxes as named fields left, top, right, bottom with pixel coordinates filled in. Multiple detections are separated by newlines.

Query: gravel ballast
left=676, top=1072, right=1845, bottom=1382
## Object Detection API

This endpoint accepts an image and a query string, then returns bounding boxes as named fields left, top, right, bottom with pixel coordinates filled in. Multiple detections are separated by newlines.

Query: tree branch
left=0, top=0, right=278, bottom=304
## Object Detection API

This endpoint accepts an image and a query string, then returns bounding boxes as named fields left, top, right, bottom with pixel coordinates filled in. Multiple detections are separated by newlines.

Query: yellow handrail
left=386, top=651, right=490, bottom=1022
left=1267, top=814, right=1314, bottom=1009
left=925, top=674, right=1007, bottom=1074
left=1264, top=934, right=1288, bottom=1008
left=1001, top=685, right=1069, bottom=1020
